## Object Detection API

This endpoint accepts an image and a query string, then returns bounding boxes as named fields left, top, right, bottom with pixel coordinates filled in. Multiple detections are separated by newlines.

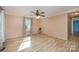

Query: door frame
left=71, top=18, right=79, bottom=35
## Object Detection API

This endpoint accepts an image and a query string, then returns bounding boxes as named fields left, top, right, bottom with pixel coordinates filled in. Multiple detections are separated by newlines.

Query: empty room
left=0, top=6, right=79, bottom=52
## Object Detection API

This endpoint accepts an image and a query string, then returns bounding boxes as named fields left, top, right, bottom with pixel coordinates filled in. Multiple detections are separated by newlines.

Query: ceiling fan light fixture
left=74, top=12, right=79, bottom=15
left=35, top=16, right=41, bottom=19
left=31, top=9, right=45, bottom=19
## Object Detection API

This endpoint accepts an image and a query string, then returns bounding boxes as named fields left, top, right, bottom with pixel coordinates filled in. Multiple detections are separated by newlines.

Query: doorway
left=72, top=18, right=79, bottom=36
left=23, top=17, right=32, bottom=36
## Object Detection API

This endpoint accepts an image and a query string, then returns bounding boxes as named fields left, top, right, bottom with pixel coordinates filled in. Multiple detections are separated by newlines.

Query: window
left=23, top=18, right=32, bottom=36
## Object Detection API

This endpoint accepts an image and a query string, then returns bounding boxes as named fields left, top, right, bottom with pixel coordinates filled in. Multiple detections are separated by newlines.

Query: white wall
left=6, top=15, right=23, bottom=39
left=5, top=13, right=68, bottom=40
left=5, top=15, right=39, bottom=39
left=41, top=13, right=68, bottom=40
left=32, top=18, right=40, bottom=34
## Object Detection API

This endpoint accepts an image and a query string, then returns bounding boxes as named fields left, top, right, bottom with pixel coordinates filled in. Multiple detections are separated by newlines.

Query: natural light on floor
left=17, top=36, right=31, bottom=52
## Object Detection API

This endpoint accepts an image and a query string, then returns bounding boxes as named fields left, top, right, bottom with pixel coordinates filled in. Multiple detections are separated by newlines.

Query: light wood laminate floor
left=2, top=34, right=79, bottom=52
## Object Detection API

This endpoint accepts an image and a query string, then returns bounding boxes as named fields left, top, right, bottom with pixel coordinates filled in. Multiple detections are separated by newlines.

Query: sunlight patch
left=17, top=36, right=31, bottom=51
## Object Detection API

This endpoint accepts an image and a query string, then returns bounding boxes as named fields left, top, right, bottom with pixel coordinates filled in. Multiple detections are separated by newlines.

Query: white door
left=0, top=10, right=5, bottom=42
left=0, top=9, right=5, bottom=50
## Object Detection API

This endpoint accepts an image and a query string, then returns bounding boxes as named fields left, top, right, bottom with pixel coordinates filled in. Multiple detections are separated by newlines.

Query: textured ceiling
left=2, top=6, right=79, bottom=17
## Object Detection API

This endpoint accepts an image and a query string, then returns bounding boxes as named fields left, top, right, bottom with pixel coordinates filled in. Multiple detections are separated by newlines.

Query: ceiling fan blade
left=40, top=12, right=45, bottom=14
left=40, top=15, right=45, bottom=17
left=31, top=10, right=45, bottom=17
left=31, top=11, right=36, bottom=14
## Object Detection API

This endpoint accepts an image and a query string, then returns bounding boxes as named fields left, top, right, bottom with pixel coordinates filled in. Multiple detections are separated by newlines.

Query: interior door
left=73, top=20, right=79, bottom=36
left=0, top=9, right=5, bottom=50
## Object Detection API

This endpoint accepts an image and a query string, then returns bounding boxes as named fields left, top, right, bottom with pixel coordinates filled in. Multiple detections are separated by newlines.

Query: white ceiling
left=2, top=6, right=79, bottom=17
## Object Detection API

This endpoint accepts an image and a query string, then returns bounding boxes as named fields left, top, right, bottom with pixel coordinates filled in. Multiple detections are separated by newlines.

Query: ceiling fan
left=30, top=10, right=45, bottom=19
